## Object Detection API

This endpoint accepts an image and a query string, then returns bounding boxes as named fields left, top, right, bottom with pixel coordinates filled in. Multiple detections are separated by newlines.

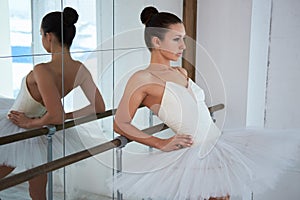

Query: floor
left=0, top=182, right=113, bottom=200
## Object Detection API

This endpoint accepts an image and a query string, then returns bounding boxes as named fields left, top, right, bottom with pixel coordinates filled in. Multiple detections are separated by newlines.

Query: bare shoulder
left=33, top=63, right=48, bottom=71
left=76, top=62, right=91, bottom=76
left=128, top=69, right=155, bottom=85
left=123, top=69, right=158, bottom=94
left=32, top=63, right=52, bottom=76
left=29, top=63, right=56, bottom=88
left=75, top=60, right=86, bottom=69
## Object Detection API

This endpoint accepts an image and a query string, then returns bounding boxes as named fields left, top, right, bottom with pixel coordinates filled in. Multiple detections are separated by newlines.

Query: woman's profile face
left=158, top=23, right=186, bottom=61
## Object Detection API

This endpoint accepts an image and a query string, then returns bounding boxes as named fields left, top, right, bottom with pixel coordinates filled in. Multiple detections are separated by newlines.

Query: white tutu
left=109, top=79, right=300, bottom=199
left=110, top=128, right=300, bottom=200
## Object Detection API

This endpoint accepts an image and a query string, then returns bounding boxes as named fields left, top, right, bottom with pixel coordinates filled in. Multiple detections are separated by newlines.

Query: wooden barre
left=0, top=109, right=115, bottom=146
left=208, top=104, right=225, bottom=114
left=0, top=104, right=224, bottom=146
left=0, top=123, right=169, bottom=191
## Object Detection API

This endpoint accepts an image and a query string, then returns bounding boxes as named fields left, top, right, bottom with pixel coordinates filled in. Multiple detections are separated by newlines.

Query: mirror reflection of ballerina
left=110, top=6, right=300, bottom=200
left=0, top=7, right=105, bottom=200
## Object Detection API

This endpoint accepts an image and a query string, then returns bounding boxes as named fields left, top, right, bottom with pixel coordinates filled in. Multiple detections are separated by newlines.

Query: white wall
left=255, top=0, right=300, bottom=198
left=246, top=0, right=271, bottom=128
left=197, top=0, right=300, bottom=199
left=196, top=0, right=253, bottom=129
left=264, top=0, right=300, bottom=129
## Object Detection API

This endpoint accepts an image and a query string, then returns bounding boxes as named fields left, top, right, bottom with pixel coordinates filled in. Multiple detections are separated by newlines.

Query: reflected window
left=8, top=0, right=32, bottom=97
left=6, top=0, right=99, bottom=98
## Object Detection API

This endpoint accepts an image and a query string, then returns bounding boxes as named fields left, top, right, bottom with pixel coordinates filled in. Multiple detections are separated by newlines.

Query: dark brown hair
left=41, top=7, right=78, bottom=48
left=140, top=6, right=182, bottom=51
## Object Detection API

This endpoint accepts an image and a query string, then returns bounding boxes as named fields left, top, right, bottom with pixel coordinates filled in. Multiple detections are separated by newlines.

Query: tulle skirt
left=109, top=128, right=300, bottom=200
left=0, top=97, right=102, bottom=170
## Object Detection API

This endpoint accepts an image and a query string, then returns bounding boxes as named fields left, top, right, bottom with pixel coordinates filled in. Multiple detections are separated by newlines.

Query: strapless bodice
left=8, top=77, right=46, bottom=118
left=158, top=79, right=221, bottom=158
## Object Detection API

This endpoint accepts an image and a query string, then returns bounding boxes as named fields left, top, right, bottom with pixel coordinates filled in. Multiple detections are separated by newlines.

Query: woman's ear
left=151, top=36, right=161, bottom=49
left=45, top=32, right=52, bottom=42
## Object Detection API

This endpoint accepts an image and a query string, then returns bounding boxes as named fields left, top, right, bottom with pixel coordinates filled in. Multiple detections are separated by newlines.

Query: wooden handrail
left=0, top=127, right=49, bottom=146
left=0, top=123, right=169, bottom=191
left=0, top=104, right=224, bottom=146
left=0, top=109, right=115, bottom=146
left=208, top=104, right=225, bottom=114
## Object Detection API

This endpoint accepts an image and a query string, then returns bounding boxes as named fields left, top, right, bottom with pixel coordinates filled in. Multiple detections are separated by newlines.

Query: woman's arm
left=9, top=64, right=65, bottom=128
left=65, top=66, right=105, bottom=119
left=114, top=72, right=164, bottom=149
left=114, top=71, right=192, bottom=152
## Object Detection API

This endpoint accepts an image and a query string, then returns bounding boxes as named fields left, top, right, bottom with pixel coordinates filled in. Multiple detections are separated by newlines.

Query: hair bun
left=63, top=7, right=79, bottom=26
left=140, top=6, right=159, bottom=25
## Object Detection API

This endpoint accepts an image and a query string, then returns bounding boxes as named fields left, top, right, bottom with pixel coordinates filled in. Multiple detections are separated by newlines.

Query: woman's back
left=26, top=58, right=85, bottom=104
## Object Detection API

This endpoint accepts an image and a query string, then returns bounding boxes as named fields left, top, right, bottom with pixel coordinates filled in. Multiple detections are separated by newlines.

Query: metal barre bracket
left=115, top=136, right=128, bottom=200
left=44, top=125, right=56, bottom=137
left=116, top=136, right=128, bottom=149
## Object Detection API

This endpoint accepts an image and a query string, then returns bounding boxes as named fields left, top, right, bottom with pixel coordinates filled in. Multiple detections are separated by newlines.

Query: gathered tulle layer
left=0, top=115, right=87, bottom=169
left=109, top=129, right=300, bottom=200
left=0, top=98, right=104, bottom=170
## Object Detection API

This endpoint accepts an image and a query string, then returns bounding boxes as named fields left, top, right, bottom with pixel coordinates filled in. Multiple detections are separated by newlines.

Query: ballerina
left=111, top=6, right=300, bottom=200
left=0, top=7, right=105, bottom=200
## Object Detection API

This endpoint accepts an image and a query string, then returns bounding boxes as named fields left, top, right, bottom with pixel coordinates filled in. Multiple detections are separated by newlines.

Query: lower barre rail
left=0, top=123, right=168, bottom=191
left=0, top=138, right=121, bottom=191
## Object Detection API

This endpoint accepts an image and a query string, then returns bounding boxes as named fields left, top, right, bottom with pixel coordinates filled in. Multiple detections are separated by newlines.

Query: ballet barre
left=0, top=123, right=168, bottom=190
left=0, top=104, right=224, bottom=146
left=0, top=109, right=115, bottom=145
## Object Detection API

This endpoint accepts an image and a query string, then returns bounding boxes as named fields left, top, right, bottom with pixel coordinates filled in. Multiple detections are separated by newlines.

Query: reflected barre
left=0, top=109, right=115, bottom=146
left=0, top=123, right=168, bottom=191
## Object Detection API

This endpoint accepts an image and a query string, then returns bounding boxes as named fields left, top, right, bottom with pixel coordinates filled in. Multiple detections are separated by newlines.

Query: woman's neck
left=147, top=63, right=173, bottom=71
left=51, top=47, right=72, bottom=61
left=150, top=51, right=171, bottom=68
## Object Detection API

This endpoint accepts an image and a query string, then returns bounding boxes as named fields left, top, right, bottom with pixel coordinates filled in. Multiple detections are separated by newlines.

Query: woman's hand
left=8, top=110, right=33, bottom=129
left=159, top=134, right=193, bottom=152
